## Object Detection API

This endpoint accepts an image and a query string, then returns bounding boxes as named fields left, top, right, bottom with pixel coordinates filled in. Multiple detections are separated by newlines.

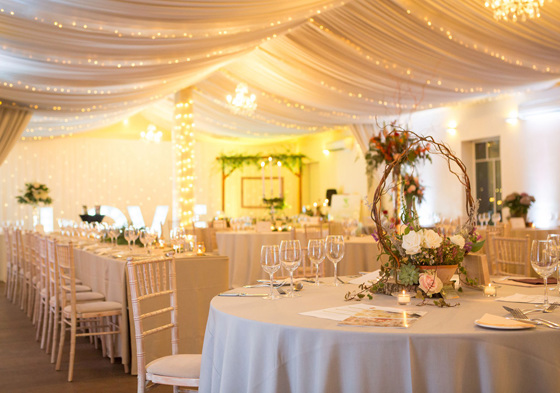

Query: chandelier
left=226, top=83, right=257, bottom=115
left=140, top=124, right=163, bottom=143
left=485, top=0, right=549, bottom=22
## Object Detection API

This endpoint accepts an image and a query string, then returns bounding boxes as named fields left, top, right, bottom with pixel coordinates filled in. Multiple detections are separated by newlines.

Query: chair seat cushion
left=63, top=301, right=122, bottom=314
left=61, top=284, right=91, bottom=293
left=50, top=291, right=105, bottom=306
left=146, top=354, right=201, bottom=379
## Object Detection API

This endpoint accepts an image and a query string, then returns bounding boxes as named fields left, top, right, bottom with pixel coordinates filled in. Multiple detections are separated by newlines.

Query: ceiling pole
left=174, top=87, right=196, bottom=228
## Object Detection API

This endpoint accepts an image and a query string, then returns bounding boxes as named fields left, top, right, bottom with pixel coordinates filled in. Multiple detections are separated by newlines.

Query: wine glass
left=261, top=245, right=281, bottom=300
left=279, top=240, right=302, bottom=297
left=139, top=230, right=150, bottom=253
left=326, top=235, right=345, bottom=286
left=530, top=240, right=558, bottom=309
left=307, top=239, right=326, bottom=285
left=546, top=234, right=560, bottom=296
left=491, top=212, right=501, bottom=226
left=124, top=227, right=139, bottom=251
left=184, top=234, right=197, bottom=255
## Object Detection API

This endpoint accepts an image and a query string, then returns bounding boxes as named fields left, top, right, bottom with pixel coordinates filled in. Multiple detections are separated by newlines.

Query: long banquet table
left=200, top=281, right=560, bottom=393
left=216, top=231, right=383, bottom=288
left=73, top=244, right=229, bottom=375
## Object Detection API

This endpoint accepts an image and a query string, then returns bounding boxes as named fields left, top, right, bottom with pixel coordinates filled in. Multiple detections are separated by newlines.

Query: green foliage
left=398, top=263, right=419, bottom=285
left=217, top=152, right=307, bottom=176
left=16, top=182, right=53, bottom=206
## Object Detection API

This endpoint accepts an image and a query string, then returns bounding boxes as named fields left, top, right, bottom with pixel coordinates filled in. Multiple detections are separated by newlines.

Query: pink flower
left=407, top=185, right=416, bottom=193
left=418, top=273, right=443, bottom=295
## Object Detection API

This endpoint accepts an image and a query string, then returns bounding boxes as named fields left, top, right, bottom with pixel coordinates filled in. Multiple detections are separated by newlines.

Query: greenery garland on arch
left=216, top=152, right=307, bottom=211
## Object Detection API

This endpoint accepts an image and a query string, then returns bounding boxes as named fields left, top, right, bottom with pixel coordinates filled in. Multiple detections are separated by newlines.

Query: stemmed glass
left=491, top=212, right=501, bottom=226
left=326, top=235, right=345, bottom=286
left=139, top=230, right=151, bottom=254
left=261, top=245, right=281, bottom=300
left=546, top=234, right=560, bottom=296
left=109, top=226, right=121, bottom=247
left=124, top=227, right=139, bottom=251
left=530, top=240, right=558, bottom=309
left=307, top=239, right=326, bottom=285
left=279, top=240, right=302, bottom=297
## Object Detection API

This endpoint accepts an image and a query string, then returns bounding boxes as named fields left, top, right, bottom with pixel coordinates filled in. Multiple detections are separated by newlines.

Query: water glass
left=261, top=245, right=281, bottom=300
left=531, top=240, right=558, bottom=308
left=279, top=240, right=302, bottom=297
left=124, top=227, right=139, bottom=251
left=546, top=234, right=560, bottom=296
left=326, top=235, right=345, bottom=286
left=307, top=239, right=326, bottom=285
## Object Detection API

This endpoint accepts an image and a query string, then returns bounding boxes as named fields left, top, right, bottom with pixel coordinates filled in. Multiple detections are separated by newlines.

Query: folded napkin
left=511, top=278, right=557, bottom=285
left=476, top=313, right=534, bottom=328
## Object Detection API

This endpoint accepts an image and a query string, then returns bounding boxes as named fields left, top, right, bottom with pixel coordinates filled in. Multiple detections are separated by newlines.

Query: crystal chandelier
left=485, top=0, right=549, bottom=22
left=226, top=83, right=257, bottom=115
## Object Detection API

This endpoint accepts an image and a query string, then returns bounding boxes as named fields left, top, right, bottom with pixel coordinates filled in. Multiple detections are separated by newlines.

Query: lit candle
left=397, top=290, right=411, bottom=305
left=268, top=157, right=273, bottom=197
left=277, top=161, right=282, bottom=198
left=483, top=283, right=497, bottom=297
left=261, top=161, right=265, bottom=198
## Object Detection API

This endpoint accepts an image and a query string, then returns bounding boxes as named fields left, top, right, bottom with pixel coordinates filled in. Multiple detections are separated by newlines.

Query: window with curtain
left=475, top=139, right=502, bottom=220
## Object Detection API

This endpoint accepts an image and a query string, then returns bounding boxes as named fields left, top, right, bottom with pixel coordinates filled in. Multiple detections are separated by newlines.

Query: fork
left=522, top=302, right=559, bottom=314
left=503, top=306, right=560, bottom=329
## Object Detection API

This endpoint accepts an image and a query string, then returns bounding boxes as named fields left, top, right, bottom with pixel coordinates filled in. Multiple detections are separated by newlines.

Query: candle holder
left=481, top=284, right=500, bottom=297
left=392, top=291, right=414, bottom=305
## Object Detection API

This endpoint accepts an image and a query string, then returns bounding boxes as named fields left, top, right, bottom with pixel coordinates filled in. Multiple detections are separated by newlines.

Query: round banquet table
left=199, top=282, right=560, bottom=393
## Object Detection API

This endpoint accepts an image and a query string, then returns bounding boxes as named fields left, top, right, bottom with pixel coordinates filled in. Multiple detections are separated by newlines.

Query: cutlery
left=218, top=292, right=268, bottom=297
left=276, top=282, right=303, bottom=296
left=503, top=306, right=560, bottom=329
left=244, top=281, right=287, bottom=288
left=521, top=302, right=559, bottom=315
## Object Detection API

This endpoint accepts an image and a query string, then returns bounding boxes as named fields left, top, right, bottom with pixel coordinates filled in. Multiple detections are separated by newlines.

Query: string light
left=485, top=0, right=550, bottom=22
left=174, top=89, right=196, bottom=226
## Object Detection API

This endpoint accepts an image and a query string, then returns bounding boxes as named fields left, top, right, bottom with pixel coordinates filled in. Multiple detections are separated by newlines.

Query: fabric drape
left=0, top=106, right=33, bottom=165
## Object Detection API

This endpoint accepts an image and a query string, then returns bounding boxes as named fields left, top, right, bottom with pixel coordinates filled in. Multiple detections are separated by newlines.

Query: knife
left=218, top=292, right=268, bottom=297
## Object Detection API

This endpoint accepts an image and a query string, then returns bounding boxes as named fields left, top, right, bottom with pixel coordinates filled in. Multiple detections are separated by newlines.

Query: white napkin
left=476, top=313, right=534, bottom=328
left=349, top=270, right=380, bottom=285
left=496, top=293, right=560, bottom=304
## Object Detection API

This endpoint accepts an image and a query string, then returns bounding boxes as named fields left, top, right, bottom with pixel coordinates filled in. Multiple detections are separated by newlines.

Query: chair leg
left=41, top=302, right=50, bottom=349
left=68, top=320, right=77, bottom=382
left=35, top=298, right=44, bottom=341
left=32, top=289, right=40, bottom=324
left=51, top=308, right=60, bottom=363
left=27, top=284, right=35, bottom=319
left=45, top=306, right=53, bottom=353
left=55, top=317, right=66, bottom=372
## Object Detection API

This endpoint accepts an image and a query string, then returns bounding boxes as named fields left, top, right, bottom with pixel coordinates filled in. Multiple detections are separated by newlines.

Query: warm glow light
left=323, top=149, right=330, bottom=156
left=226, top=83, right=257, bottom=115
left=485, top=0, right=549, bottom=22
left=506, top=110, right=519, bottom=125
left=446, top=120, right=457, bottom=135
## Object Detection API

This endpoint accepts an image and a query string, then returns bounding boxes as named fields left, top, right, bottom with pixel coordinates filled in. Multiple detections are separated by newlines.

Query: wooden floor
left=0, top=282, right=172, bottom=393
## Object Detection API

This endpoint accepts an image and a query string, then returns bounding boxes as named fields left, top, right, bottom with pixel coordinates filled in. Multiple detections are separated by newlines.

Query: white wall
left=405, top=95, right=560, bottom=228
left=0, top=137, right=173, bottom=229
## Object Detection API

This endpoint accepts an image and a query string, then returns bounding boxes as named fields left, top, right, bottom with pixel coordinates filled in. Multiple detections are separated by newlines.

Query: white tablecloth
left=73, top=245, right=229, bottom=375
left=217, top=232, right=384, bottom=288
left=200, top=282, right=560, bottom=393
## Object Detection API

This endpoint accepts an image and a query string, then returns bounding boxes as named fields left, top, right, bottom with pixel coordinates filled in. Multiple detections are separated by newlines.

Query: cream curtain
left=0, top=106, right=33, bottom=165
left=0, top=0, right=559, bottom=138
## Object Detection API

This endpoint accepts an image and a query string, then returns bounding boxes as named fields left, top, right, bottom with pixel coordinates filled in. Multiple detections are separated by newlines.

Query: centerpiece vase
left=417, top=265, right=459, bottom=285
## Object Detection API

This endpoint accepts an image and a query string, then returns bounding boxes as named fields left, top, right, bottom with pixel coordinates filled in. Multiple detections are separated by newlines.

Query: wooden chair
left=45, top=238, right=103, bottom=363
left=485, top=224, right=505, bottom=274
left=299, top=224, right=327, bottom=278
left=35, top=235, right=49, bottom=343
left=55, top=241, right=123, bottom=382
left=3, top=228, right=13, bottom=299
left=127, top=256, right=200, bottom=393
left=493, top=235, right=531, bottom=277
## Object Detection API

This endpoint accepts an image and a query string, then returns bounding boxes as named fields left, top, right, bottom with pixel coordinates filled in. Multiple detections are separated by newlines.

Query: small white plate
left=474, top=319, right=535, bottom=330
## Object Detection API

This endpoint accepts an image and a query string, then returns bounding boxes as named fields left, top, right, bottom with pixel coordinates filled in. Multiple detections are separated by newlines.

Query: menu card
left=300, top=304, right=426, bottom=328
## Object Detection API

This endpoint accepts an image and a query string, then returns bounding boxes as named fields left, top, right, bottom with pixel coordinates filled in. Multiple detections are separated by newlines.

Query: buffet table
left=216, top=231, right=383, bottom=288
left=200, top=281, right=560, bottom=393
left=73, top=246, right=229, bottom=375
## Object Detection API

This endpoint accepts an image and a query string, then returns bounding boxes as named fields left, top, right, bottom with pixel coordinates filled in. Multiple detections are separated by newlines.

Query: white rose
left=450, top=235, right=465, bottom=248
left=402, top=230, right=422, bottom=255
left=422, top=229, right=442, bottom=249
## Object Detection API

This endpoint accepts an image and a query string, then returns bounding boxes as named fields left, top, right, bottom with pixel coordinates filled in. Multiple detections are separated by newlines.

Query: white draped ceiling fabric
left=1, top=0, right=560, bottom=149
left=0, top=106, right=32, bottom=164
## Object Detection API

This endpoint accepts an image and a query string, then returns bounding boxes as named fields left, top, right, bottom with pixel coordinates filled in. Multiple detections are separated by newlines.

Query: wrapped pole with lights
left=173, top=88, right=196, bottom=227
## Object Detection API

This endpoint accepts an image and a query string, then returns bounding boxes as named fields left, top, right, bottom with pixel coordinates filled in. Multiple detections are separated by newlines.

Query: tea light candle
left=483, top=284, right=497, bottom=297
left=397, top=290, right=411, bottom=305
left=196, top=242, right=206, bottom=255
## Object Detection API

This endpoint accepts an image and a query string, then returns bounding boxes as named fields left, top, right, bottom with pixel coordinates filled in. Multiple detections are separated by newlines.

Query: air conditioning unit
left=325, top=137, right=354, bottom=152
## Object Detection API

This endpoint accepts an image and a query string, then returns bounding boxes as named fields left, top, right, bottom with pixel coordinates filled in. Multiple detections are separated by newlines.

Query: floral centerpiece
left=348, top=131, right=484, bottom=306
left=504, top=192, right=535, bottom=219
left=16, top=182, right=52, bottom=206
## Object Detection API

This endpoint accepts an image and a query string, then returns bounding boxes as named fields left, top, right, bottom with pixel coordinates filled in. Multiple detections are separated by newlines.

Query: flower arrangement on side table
left=503, top=192, right=535, bottom=219
left=347, top=130, right=484, bottom=307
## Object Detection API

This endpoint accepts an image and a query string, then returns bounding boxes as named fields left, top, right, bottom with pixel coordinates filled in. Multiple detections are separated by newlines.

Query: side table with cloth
left=200, top=282, right=560, bottom=393
left=73, top=247, right=229, bottom=375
